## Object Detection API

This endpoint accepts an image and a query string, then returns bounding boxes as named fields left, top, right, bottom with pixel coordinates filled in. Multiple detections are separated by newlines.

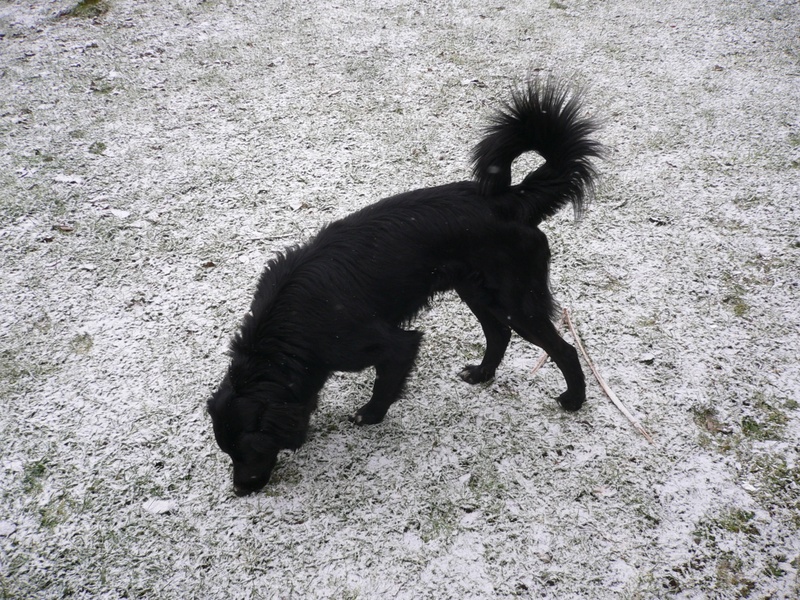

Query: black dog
left=208, top=80, right=602, bottom=495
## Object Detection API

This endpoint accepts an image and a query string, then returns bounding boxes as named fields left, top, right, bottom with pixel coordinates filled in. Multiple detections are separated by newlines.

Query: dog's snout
left=233, top=484, right=257, bottom=497
left=232, top=460, right=274, bottom=497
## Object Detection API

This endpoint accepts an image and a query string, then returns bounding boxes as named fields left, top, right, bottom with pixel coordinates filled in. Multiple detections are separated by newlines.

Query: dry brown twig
left=534, top=308, right=655, bottom=444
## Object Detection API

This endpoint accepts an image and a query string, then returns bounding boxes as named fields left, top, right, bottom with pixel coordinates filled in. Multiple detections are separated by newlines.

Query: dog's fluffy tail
left=471, top=79, right=603, bottom=219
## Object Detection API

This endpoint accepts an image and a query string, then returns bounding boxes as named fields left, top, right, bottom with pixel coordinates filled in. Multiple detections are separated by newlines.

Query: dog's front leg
left=350, top=329, right=423, bottom=425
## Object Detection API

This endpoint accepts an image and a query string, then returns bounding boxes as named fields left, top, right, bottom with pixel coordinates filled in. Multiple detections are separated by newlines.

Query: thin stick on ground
left=534, top=309, right=655, bottom=444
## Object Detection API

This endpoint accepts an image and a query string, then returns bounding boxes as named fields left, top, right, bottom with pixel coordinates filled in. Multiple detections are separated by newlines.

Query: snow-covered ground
left=1, top=0, right=798, bottom=597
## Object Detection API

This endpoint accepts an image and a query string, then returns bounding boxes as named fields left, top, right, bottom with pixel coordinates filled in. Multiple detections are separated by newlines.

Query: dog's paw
left=458, top=365, right=494, bottom=384
left=349, top=408, right=385, bottom=426
left=557, top=390, right=585, bottom=412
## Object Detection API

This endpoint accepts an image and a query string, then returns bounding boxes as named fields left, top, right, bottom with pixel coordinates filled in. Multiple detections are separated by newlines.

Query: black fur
left=207, top=79, right=602, bottom=495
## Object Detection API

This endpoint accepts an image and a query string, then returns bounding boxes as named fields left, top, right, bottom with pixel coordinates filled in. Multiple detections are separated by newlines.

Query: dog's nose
left=233, top=473, right=267, bottom=496
left=233, top=485, right=255, bottom=497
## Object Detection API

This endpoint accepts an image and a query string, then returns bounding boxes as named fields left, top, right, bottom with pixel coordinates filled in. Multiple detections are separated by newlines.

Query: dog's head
left=207, top=374, right=307, bottom=496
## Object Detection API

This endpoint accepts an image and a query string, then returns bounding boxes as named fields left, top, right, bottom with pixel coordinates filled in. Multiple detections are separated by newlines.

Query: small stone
left=143, top=499, right=176, bottom=515
left=0, top=521, right=17, bottom=536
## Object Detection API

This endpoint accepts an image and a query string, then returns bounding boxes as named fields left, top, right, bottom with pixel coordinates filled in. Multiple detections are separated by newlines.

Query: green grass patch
left=70, top=333, right=94, bottom=355
left=23, top=459, right=48, bottom=494
left=720, top=272, right=750, bottom=317
left=714, top=553, right=756, bottom=597
left=416, top=495, right=460, bottom=543
left=742, top=393, right=789, bottom=441
left=59, top=0, right=109, bottom=19
left=753, top=457, right=800, bottom=526
left=0, top=349, right=60, bottom=388
left=88, top=141, right=107, bottom=155
left=717, top=508, right=759, bottom=536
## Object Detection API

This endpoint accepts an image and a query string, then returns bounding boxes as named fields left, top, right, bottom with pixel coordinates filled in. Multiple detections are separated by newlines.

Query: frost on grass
left=1, top=0, right=799, bottom=598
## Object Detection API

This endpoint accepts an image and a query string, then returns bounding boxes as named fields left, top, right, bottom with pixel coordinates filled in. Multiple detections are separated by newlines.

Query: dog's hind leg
left=350, top=328, right=423, bottom=425
left=455, top=284, right=511, bottom=384
left=500, top=309, right=586, bottom=411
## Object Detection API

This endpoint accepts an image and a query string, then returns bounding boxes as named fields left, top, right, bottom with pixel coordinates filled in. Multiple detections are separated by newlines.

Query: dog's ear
left=260, top=401, right=308, bottom=450
left=207, top=375, right=234, bottom=416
